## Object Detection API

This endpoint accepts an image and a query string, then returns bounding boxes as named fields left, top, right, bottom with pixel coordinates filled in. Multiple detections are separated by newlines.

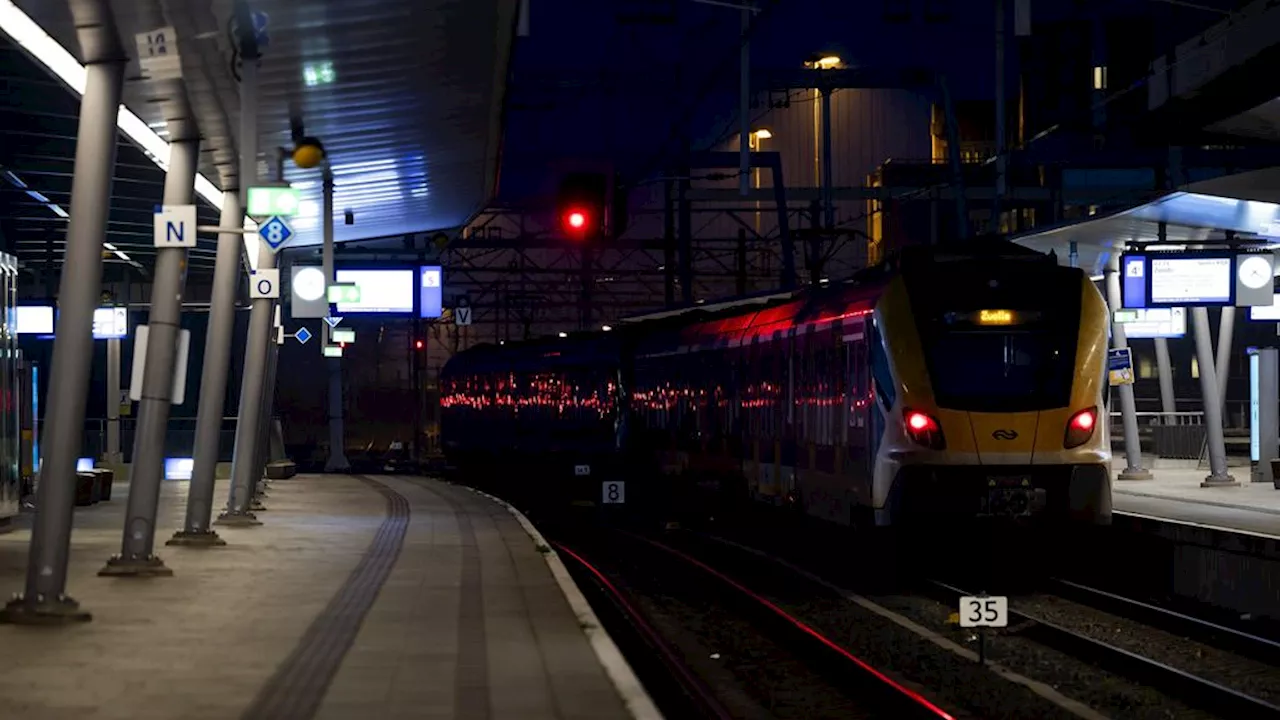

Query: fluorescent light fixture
left=0, top=1, right=261, bottom=268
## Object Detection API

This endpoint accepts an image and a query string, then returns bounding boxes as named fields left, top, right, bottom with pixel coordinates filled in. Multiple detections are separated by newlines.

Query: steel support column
left=1105, top=255, right=1150, bottom=480
left=738, top=7, right=749, bottom=197
left=820, top=89, right=834, bottom=230
left=1154, top=337, right=1176, bottom=416
left=99, top=136, right=199, bottom=576
left=1215, top=306, right=1235, bottom=419
left=170, top=190, right=241, bottom=547
left=1252, top=348, right=1278, bottom=484
left=218, top=245, right=276, bottom=523
left=1192, top=308, right=1236, bottom=485
left=322, top=165, right=350, bottom=472
left=105, top=337, right=121, bottom=465
left=1, top=52, right=125, bottom=623
left=217, top=52, right=270, bottom=525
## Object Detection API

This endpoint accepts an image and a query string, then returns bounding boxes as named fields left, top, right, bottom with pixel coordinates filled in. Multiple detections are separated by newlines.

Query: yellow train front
left=872, top=248, right=1112, bottom=527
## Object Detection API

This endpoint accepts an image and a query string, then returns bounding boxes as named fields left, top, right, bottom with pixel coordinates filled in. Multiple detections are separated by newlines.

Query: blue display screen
left=419, top=265, right=443, bottom=319
left=1121, top=254, right=1147, bottom=309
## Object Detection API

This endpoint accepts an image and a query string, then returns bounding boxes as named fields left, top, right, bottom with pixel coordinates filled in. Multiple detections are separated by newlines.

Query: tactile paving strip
left=240, top=475, right=410, bottom=720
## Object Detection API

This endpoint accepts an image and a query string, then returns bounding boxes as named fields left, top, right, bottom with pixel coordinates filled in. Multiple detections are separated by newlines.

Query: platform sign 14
left=959, top=596, right=1008, bottom=628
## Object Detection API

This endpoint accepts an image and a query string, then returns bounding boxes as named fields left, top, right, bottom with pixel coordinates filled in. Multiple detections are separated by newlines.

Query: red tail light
left=1065, top=407, right=1097, bottom=449
left=904, top=409, right=945, bottom=450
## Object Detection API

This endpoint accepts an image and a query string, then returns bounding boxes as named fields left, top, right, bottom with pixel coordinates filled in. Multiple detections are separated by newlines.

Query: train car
left=439, top=332, right=633, bottom=512
left=440, top=240, right=1112, bottom=532
left=633, top=241, right=1112, bottom=529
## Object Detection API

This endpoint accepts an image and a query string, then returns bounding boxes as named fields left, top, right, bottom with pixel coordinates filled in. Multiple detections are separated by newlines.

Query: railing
left=1106, top=410, right=1251, bottom=464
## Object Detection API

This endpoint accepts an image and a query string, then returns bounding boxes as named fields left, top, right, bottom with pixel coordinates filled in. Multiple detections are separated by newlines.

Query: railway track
left=922, top=579, right=1280, bottom=719
left=557, top=530, right=957, bottom=720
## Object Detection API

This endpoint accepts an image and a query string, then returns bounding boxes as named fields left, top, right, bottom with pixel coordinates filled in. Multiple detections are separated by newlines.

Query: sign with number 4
left=602, top=481, right=626, bottom=504
left=959, top=596, right=1008, bottom=628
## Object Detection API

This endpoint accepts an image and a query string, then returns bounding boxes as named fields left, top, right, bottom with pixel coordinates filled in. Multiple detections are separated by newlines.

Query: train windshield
left=908, top=262, right=1082, bottom=413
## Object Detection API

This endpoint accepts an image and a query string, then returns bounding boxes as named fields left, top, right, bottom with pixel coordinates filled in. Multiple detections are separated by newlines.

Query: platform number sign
left=602, top=481, right=626, bottom=505
left=959, top=596, right=1008, bottom=628
left=259, top=216, right=294, bottom=252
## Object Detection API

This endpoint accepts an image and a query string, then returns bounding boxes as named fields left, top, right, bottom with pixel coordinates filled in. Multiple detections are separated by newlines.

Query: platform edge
left=459, top=486, right=664, bottom=720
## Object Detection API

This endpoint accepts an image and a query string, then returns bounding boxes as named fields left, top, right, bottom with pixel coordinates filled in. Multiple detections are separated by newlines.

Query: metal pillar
left=820, top=89, right=834, bottom=230
left=1153, top=337, right=1177, bottom=416
left=1251, top=348, right=1278, bottom=484
left=663, top=179, right=675, bottom=308
left=105, top=337, right=121, bottom=465
left=0, top=56, right=126, bottom=624
left=991, top=0, right=1007, bottom=234
left=1192, top=308, right=1236, bottom=485
left=1215, top=306, right=1235, bottom=417
left=1104, top=256, right=1150, bottom=480
left=250, top=333, right=278, bottom=505
left=218, top=244, right=276, bottom=524
left=738, top=7, right=750, bottom=197
left=99, top=137, right=199, bottom=577
left=322, top=165, right=350, bottom=472
left=677, top=176, right=693, bottom=306
left=170, top=191, right=241, bottom=547
left=217, top=50, right=270, bottom=525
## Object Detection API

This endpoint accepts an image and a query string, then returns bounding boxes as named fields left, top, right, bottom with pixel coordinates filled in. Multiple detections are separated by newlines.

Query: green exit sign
left=328, top=283, right=360, bottom=304
left=247, top=186, right=301, bottom=217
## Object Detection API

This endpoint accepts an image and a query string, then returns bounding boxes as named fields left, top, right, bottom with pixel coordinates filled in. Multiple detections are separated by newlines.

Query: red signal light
left=414, top=339, right=424, bottom=350
left=565, top=210, right=587, bottom=230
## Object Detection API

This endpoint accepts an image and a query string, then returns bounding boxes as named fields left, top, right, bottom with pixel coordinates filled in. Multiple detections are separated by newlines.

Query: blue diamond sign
left=258, top=215, right=294, bottom=252
left=294, top=327, right=312, bottom=345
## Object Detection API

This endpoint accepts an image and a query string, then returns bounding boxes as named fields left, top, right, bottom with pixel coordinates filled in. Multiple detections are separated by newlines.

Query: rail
left=923, top=579, right=1280, bottom=719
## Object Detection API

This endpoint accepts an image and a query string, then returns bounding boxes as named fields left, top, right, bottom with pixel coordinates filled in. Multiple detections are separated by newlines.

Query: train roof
left=441, top=331, right=624, bottom=377
left=443, top=239, right=1066, bottom=371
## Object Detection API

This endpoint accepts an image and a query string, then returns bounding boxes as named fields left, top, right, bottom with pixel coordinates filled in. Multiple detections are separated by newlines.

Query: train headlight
left=1064, top=407, right=1098, bottom=449
left=904, top=409, right=946, bottom=450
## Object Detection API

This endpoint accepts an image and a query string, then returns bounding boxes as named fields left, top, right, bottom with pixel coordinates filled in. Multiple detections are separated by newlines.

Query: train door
left=843, top=321, right=872, bottom=510
left=867, top=319, right=893, bottom=481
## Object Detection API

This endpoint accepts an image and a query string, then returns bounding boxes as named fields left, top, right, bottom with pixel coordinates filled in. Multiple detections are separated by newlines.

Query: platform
left=0, top=475, right=645, bottom=720
left=1113, top=467, right=1280, bottom=538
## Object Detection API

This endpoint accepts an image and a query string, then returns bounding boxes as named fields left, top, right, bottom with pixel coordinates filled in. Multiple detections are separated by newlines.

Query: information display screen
left=92, top=307, right=128, bottom=339
left=1114, top=307, right=1185, bottom=338
left=1149, top=257, right=1232, bottom=305
left=419, top=266, right=443, bottom=319
left=334, top=269, right=415, bottom=313
left=15, top=306, right=54, bottom=335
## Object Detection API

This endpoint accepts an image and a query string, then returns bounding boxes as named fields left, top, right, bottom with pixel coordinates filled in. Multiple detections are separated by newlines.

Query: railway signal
left=557, top=172, right=607, bottom=239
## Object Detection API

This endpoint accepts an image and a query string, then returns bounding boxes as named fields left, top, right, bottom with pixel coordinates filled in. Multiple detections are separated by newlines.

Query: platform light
left=601, top=324, right=613, bottom=332
left=751, top=128, right=772, bottom=140
left=558, top=331, right=568, bottom=338
left=0, top=2, right=256, bottom=265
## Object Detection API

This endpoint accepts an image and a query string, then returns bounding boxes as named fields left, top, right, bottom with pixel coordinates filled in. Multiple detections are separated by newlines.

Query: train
left=440, top=240, right=1113, bottom=531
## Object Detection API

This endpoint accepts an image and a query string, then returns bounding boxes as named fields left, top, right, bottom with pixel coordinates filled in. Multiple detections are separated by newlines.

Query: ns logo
left=991, top=429, right=1019, bottom=441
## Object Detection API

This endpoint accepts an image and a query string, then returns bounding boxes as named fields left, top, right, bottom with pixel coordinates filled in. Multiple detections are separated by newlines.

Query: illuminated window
left=1093, top=66, right=1107, bottom=91
left=1138, top=354, right=1155, bottom=379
